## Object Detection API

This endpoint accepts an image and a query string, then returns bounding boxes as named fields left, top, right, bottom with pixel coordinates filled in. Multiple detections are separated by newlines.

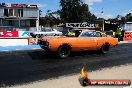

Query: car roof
left=80, top=30, right=96, bottom=33
left=73, top=29, right=95, bottom=32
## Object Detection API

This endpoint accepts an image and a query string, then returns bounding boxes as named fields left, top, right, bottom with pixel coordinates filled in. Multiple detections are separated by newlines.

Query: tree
left=115, top=15, right=122, bottom=21
left=40, top=10, right=61, bottom=27
left=60, top=0, right=96, bottom=23
left=125, top=13, right=132, bottom=22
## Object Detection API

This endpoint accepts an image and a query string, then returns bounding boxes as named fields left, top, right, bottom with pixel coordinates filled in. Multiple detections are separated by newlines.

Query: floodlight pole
left=102, top=19, right=104, bottom=31
left=36, top=8, right=40, bottom=32
left=101, top=8, right=104, bottom=31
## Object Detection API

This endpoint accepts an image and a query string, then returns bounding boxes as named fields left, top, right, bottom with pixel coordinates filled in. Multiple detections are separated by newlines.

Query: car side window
left=96, top=32, right=102, bottom=37
left=42, top=28, right=53, bottom=32
left=45, top=28, right=52, bottom=32
left=80, top=32, right=96, bottom=37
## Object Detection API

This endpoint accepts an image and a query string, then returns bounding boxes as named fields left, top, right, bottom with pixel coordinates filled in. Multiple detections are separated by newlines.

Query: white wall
left=0, top=9, right=4, bottom=17
left=0, top=39, right=28, bottom=46
left=23, top=9, right=38, bottom=17
left=124, top=23, right=132, bottom=31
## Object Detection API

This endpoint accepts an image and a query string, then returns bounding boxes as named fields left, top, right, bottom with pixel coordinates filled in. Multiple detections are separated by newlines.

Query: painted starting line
left=0, top=41, right=131, bottom=51
left=118, top=41, right=132, bottom=44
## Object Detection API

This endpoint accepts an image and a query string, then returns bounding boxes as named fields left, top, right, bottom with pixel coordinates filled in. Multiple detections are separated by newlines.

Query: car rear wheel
left=100, top=44, right=110, bottom=54
left=57, top=45, right=71, bottom=59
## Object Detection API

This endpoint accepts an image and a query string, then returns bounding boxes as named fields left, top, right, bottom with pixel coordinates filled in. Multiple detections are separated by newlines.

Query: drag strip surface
left=0, top=43, right=132, bottom=87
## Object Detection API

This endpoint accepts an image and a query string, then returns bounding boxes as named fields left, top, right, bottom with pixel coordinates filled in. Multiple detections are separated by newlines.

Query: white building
left=121, top=22, right=132, bottom=31
left=0, top=3, right=39, bottom=31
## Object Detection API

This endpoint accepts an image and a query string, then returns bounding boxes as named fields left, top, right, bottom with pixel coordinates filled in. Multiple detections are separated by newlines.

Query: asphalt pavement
left=0, top=43, right=132, bottom=87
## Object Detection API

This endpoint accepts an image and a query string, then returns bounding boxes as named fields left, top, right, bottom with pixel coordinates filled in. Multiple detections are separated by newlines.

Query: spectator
left=121, top=29, right=125, bottom=41
left=115, top=26, right=122, bottom=42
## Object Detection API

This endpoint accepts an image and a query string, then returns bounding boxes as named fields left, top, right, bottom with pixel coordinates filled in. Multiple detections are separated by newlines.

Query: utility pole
left=36, top=8, right=40, bottom=32
left=101, top=8, right=104, bottom=31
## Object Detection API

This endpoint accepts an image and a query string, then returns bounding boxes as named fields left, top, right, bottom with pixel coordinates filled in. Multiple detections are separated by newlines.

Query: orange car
left=38, top=29, right=118, bottom=58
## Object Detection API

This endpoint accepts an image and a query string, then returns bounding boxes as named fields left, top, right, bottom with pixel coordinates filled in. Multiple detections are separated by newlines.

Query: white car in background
left=30, top=27, right=63, bottom=38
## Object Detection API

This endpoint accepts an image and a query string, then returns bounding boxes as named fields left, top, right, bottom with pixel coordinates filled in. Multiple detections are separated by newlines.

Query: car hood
left=32, top=31, right=62, bottom=34
left=39, top=36, right=67, bottom=41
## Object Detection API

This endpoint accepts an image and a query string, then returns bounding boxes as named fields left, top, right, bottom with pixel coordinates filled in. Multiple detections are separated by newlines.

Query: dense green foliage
left=60, top=0, right=97, bottom=23
left=40, top=0, right=97, bottom=26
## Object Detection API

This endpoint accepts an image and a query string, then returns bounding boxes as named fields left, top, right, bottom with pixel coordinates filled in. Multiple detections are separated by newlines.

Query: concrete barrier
left=0, top=38, right=29, bottom=46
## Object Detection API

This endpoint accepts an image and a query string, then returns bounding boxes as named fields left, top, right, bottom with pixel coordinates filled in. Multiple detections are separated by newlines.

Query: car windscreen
left=41, top=27, right=53, bottom=32
left=65, top=30, right=82, bottom=37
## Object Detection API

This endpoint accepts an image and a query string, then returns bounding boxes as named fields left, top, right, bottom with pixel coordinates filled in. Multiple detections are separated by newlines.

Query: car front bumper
left=38, top=40, right=50, bottom=51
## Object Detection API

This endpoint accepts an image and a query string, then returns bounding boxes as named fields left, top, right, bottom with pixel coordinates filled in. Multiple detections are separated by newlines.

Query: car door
left=78, top=31, right=98, bottom=50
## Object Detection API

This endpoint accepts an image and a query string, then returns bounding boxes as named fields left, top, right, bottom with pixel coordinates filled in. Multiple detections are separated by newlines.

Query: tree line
left=40, top=0, right=132, bottom=27
left=110, top=13, right=132, bottom=22
left=40, top=0, right=97, bottom=27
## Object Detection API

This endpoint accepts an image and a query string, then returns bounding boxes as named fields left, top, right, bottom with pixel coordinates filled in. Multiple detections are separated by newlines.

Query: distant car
left=38, top=29, right=118, bottom=59
left=30, top=27, right=62, bottom=38
left=105, top=31, right=115, bottom=37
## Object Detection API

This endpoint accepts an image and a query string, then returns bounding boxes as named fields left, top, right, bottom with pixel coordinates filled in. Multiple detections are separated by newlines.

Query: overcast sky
left=1, top=0, right=132, bottom=19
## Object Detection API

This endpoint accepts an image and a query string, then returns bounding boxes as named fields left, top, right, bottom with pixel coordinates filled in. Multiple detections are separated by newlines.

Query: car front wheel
left=57, top=45, right=71, bottom=59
